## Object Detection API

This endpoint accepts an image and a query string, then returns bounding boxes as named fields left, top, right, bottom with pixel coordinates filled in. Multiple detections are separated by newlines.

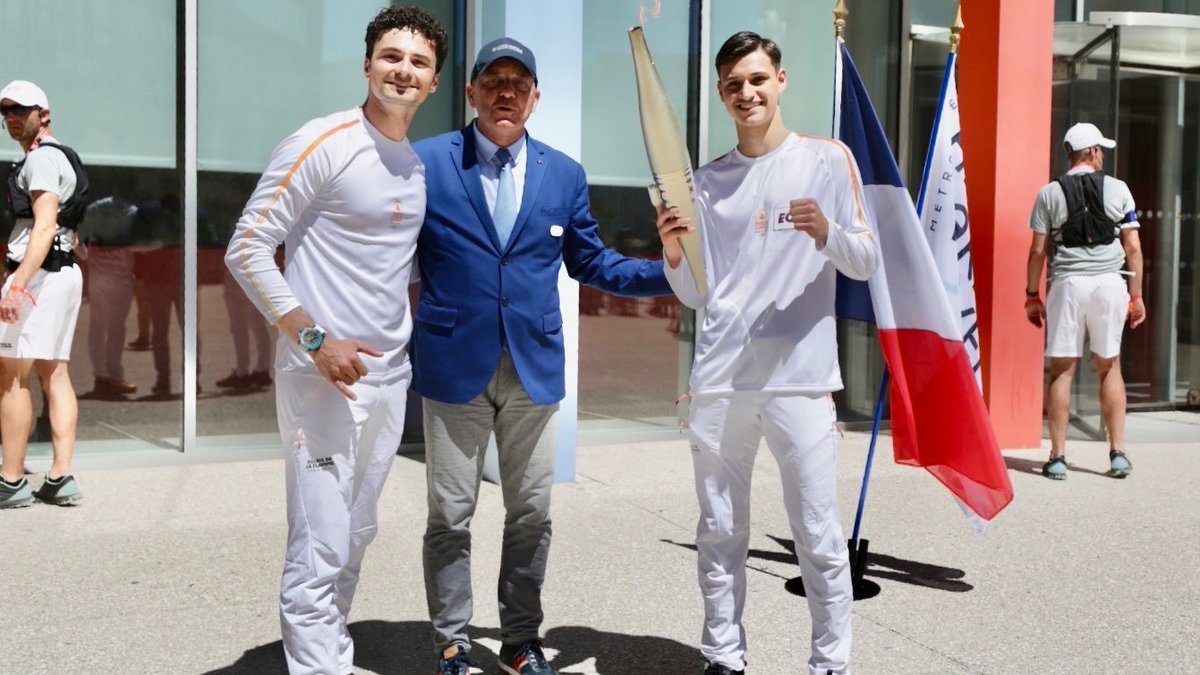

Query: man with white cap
left=1025, top=122, right=1145, bottom=481
left=0, top=80, right=87, bottom=509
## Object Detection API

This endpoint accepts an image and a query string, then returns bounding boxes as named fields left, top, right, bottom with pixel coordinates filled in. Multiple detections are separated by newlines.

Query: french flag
left=834, top=41, right=1013, bottom=523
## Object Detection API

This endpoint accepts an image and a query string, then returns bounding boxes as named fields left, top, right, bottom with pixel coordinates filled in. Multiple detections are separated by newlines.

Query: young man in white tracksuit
left=656, top=32, right=879, bottom=675
left=223, top=8, right=445, bottom=674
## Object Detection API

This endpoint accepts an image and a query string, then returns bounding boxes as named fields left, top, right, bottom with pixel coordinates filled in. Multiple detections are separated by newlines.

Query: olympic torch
left=628, top=26, right=707, bottom=294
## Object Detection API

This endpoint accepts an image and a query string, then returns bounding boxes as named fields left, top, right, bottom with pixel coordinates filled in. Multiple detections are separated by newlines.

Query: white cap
left=1063, top=122, right=1115, bottom=152
left=0, top=80, right=49, bottom=108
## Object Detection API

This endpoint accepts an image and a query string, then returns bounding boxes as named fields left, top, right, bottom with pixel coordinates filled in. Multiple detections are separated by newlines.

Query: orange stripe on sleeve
left=796, top=132, right=867, bottom=229
left=238, top=119, right=361, bottom=321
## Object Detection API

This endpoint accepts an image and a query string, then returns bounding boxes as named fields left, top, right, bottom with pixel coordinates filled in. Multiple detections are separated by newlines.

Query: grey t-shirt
left=1027, top=166, right=1137, bottom=279
left=8, top=137, right=77, bottom=263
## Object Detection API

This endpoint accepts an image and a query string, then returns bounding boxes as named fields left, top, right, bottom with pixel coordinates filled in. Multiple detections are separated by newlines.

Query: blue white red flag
left=834, top=41, right=1012, bottom=523
left=916, top=52, right=981, bottom=388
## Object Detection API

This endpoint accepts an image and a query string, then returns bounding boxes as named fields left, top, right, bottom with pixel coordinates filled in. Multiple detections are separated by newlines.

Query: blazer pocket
left=540, top=207, right=571, bottom=217
left=416, top=301, right=458, bottom=329
left=542, top=308, right=563, bottom=334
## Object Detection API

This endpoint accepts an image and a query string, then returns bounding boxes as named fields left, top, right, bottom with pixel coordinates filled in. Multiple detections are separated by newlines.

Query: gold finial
left=834, top=0, right=848, bottom=39
left=949, top=4, right=964, bottom=54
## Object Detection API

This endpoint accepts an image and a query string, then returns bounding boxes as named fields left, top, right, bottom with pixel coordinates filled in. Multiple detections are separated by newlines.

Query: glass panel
left=1116, top=71, right=1185, bottom=409
left=0, top=1, right=176, bottom=167
left=1052, top=26, right=1117, bottom=436
left=912, top=0, right=962, bottom=28
left=845, top=0, right=903, bottom=150
left=198, top=1, right=457, bottom=172
left=907, top=31, right=955, bottom=197
left=196, top=0, right=457, bottom=450
left=1056, top=0, right=1077, bottom=22
left=581, top=1, right=690, bottom=187
left=1180, top=79, right=1200, bottom=407
left=574, top=1, right=689, bottom=430
left=1, top=2, right=182, bottom=459
left=1089, top=0, right=1200, bottom=14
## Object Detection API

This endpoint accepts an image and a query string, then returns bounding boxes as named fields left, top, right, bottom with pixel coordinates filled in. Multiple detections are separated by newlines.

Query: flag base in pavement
left=785, top=538, right=881, bottom=601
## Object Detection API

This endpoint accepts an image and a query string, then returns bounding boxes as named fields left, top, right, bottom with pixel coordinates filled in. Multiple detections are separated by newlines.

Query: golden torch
left=628, top=26, right=707, bottom=294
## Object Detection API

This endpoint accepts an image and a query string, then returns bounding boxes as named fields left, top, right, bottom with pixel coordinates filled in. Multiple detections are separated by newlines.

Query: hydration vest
left=1053, top=171, right=1117, bottom=248
left=4, top=141, right=91, bottom=230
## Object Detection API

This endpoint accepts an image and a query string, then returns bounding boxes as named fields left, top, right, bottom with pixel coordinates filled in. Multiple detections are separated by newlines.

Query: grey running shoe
left=1041, top=455, right=1067, bottom=480
left=498, top=640, right=557, bottom=675
left=1109, top=450, right=1132, bottom=478
left=33, top=475, right=82, bottom=506
left=0, top=477, right=34, bottom=509
left=702, top=661, right=744, bottom=675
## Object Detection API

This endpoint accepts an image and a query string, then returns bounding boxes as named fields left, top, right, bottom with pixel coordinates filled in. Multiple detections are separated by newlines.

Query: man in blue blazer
left=413, top=38, right=670, bottom=675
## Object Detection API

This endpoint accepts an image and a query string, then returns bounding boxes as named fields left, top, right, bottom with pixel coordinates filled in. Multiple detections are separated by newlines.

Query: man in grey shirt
left=1024, top=122, right=1145, bottom=481
left=0, top=80, right=85, bottom=508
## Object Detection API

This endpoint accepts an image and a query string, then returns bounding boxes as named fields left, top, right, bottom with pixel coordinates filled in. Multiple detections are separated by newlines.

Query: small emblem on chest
left=753, top=210, right=768, bottom=234
left=391, top=200, right=404, bottom=223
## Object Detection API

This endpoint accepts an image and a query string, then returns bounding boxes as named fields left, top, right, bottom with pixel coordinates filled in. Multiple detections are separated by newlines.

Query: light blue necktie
left=491, top=147, right=517, bottom=247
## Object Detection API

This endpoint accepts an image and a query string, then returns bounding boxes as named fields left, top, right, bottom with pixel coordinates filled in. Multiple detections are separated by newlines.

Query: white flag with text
left=916, top=53, right=981, bottom=388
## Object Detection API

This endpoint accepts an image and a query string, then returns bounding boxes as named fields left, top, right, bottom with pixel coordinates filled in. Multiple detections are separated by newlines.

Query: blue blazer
left=412, top=124, right=671, bottom=405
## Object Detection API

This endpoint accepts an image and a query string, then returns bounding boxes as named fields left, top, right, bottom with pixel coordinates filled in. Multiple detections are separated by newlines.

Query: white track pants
left=689, top=392, right=852, bottom=675
left=275, top=371, right=409, bottom=675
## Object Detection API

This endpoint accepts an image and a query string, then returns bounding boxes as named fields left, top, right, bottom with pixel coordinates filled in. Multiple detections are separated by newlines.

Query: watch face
left=299, top=326, right=325, bottom=351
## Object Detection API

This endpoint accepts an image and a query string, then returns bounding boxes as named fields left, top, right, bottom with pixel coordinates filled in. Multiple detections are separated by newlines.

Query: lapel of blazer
left=505, top=135, right=547, bottom=253
left=452, top=124, right=504, bottom=253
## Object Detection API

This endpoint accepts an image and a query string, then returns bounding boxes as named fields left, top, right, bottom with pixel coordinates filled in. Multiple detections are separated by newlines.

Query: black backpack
left=1053, top=171, right=1116, bottom=248
left=4, top=141, right=91, bottom=230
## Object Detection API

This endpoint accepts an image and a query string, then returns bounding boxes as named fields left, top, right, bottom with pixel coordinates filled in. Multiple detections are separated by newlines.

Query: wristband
left=1025, top=290, right=1040, bottom=298
left=9, top=285, right=36, bottom=306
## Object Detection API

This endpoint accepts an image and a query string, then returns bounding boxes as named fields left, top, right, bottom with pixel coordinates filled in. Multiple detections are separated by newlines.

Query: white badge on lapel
left=549, top=224, right=564, bottom=237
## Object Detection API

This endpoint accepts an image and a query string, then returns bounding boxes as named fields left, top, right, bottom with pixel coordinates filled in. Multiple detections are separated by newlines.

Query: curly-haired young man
left=224, top=7, right=447, bottom=674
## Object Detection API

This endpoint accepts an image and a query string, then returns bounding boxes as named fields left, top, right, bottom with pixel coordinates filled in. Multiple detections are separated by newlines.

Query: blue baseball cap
left=470, top=37, right=537, bottom=83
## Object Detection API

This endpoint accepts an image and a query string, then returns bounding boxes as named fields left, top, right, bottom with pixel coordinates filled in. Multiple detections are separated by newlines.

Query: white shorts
left=1045, top=272, right=1128, bottom=359
left=0, top=264, right=83, bottom=360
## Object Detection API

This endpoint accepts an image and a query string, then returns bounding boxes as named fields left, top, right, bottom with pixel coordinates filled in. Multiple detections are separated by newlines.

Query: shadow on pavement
left=664, top=535, right=973, bottom=594
left=203, top=621, right=699, bottom=675
left=1004, top=454, right=1108, bottom=478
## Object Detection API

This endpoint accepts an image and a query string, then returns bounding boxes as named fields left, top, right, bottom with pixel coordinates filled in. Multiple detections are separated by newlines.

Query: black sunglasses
left=0, top=103, right=39, bottom=117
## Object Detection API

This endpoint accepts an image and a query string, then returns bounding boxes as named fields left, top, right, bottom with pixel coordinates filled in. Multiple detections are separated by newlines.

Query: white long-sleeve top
left=224, top=108, right=425, bottom=383
left=665, top=133, right=879, bottom=396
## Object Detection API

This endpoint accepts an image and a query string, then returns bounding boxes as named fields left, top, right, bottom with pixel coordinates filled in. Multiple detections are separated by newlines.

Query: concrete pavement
left=5, top=411, right=1200, bottom=674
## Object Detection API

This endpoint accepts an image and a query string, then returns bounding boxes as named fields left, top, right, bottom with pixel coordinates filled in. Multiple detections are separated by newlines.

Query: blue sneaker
left=0, top=476, right=34, bottom=508
left=1109, top=450, right=1132, bottom=478
left=498, top=640, right=557, bottom=675
left=1041, top=455, right=1067, bottom=480
left=436, top=645, right=474, bottom=675
left=33, top=475, right=82, bottom=505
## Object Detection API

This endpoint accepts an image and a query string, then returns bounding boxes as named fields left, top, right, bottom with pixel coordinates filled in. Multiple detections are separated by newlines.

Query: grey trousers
left=422, top=350, right=559, bottom=653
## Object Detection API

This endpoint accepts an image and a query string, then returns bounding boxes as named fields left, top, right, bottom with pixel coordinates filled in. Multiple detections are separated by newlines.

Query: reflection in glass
left=197, top=0, right=457, bottom=449
left=73, top=167, right=184, bottom=451
left=577, top=2, right=688, bottom=429
left=1, top=0, right=182, bottom=457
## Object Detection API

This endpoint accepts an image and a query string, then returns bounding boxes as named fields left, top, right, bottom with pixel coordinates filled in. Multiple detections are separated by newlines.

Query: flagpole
left=851, top=373, right=888, bottom=544
left=845, top=0, right=968, bottom=597
left=835, top=0, right=881, bottom=600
